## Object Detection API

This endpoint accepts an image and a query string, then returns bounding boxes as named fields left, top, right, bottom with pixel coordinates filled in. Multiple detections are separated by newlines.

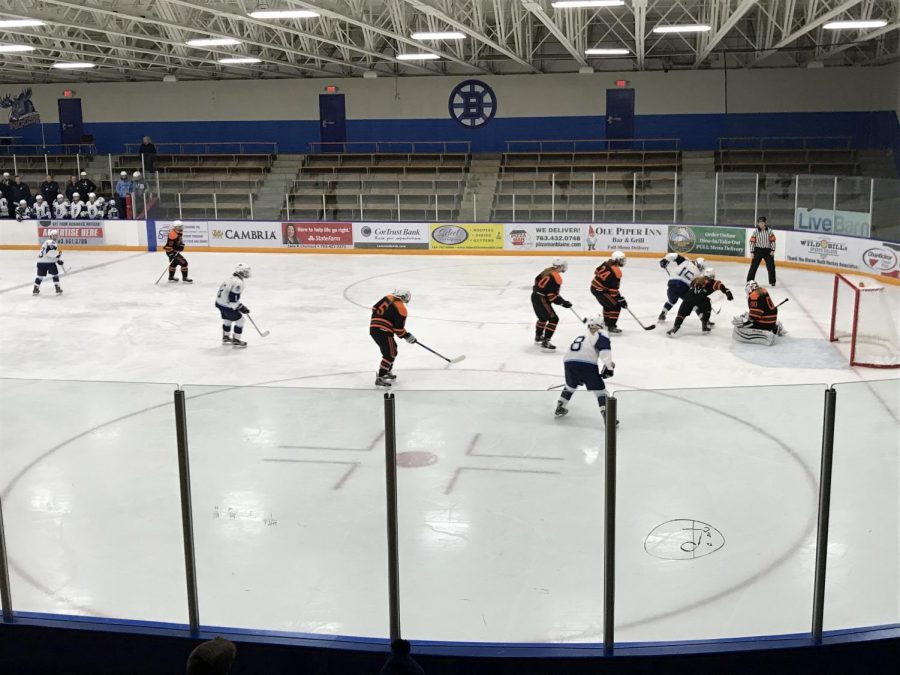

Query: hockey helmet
left=392, top=288, right=412, bottom=303
left=80, top=171, right=87, bottom=177
left=88, top=192, right=96, bottom=199
left=133, top=171, right=141, bottom=178
left=56, top=194, right=65, bottom=201
left=695, top=256, right=706, bottom=269
left=704, top=267, right=716, bottom=279
left=586, top=314, right=605, bottom=330
left=234, top=263, right=251, bottom=279
left=173, top=220, right=184, bottom=231
left=664, top=252, right=677, bottom=262
left=35, top=195, right=43, bottom=201
left=611, top=251, right=626, bottom=266
left=18, top=199, right=26, bottom=205
left=551, top=258, right=568, bottom=273
left=72, top=192, right=80, bottom=199
left=120, top=170, right=128, bottom=177
left=745, top=280, right=759, bottom=295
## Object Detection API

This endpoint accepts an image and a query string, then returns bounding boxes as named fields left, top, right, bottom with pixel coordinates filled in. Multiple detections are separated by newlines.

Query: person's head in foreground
left=186, top=637, right=236, bottom=675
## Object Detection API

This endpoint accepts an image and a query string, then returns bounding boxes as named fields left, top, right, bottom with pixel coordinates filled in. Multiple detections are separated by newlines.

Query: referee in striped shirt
left=747, top=216, right=776, bottom=286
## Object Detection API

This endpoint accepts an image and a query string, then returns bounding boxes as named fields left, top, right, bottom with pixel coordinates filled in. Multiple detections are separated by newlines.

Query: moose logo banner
left=1, top=88, right=41, bottom=129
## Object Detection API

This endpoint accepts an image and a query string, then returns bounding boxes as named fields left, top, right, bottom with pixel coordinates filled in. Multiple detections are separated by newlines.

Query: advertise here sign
left=504, top=223, right=583, bottom=250
left=284, top=222, right=353, bottom=249
left=430, top=223, right=503, bottom=250
left=794, top=208, right=871, bottom=238
left=353, top=222, right=428, bottom=250
left=668, top=225, right=746, bottom=256
left=784, top=232, right=867, bottom=272
left=156, top=220, right=210, bottom=247
left=588, top=224, right=669, bottom=252
left=38, top=223, right=105, bottom=246
left=209, top=221, right=281, bottom=248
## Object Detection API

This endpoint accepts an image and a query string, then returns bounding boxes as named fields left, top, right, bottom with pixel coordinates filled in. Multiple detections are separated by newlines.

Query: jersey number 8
left=569, top=336, right=586, bottom=352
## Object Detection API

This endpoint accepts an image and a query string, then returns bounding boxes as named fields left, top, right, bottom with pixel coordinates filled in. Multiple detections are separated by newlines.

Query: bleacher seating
left=284, top=152, right=469, bottom=221
left=492, top=148, right=681, bottom=222
left=715, top=148, right=860, bottom=176
left=1, top=155, right=86, bottom=194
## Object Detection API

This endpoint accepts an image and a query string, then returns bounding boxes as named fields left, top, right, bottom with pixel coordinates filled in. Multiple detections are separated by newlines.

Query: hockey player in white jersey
left=0, top=196, right=8, bottom=218
left=86, top=193, right=105, bottom=219
left=33, top=229, right=64, bottom=295
left=33, top=195, right=51, bottom=220
left=15, top=200, right=31, bottom=221
left=554, top=314, right=618, bottom=426
left=104, top=200, right=119, bottom=220
left=657, top=252, right=700, bottom=321
left=69, top=193, right=87, bottom=220
left=215, top=263, right=252, bottom=348
left=53, top=194, right=69, bottom=219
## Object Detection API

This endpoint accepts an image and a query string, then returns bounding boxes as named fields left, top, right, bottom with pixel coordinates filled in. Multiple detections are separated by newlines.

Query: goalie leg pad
left=732, top=324, right=776, bottom=346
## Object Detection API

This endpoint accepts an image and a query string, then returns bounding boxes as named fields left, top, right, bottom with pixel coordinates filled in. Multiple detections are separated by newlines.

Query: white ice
left=0, top=250, right=897, bottom=644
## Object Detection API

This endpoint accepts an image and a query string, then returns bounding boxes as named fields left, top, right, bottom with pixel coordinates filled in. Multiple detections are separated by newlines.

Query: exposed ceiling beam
left=633, top=0, right=648, bottom=69
left=522, top=1, right=588, bottom=66
left=401, top=0, right=541, bottom=72
left=695, top=0, right=759, bottom=65
left=754, top=0, right=865, bottom=63
left=812, top=21, right=900, bottom=62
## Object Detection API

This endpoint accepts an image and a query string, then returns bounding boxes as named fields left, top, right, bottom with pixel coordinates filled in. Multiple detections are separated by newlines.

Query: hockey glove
left=617, top=296, right=628, bottom=308
left=601, top=363, right=615, bottom=379
left=725, top=290, right=734, bottom=301
left=659, top=258, right=668, bottom=268
left=559, top=299, right=573, bottom=309
left=403, top=333, right=417, bottom=344
left=239, top=306, right=250, bottom=314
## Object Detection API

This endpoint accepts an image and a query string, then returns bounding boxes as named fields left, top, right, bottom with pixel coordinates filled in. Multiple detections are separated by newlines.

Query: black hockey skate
left=382, top=372, right=397, bottom=381
left=375, top=375, right=392, bottom=387
left=182, top=277, right=193, bottom=284
left=232, top=338, right=248, bottom=348
left=607, top=325, right=622, bottom=334
left=55, top=285, right=63, bottom=295
left=666, top=327, right=678, bottom=338
left=554, top=402, right=568, bottom=417
left=540, top=339, right=556, bottom=351
left=32, top=285, right=39, bottom=295
left=222, top=335, right=233, bottom=345
left=658, top=310, right=667, bottom=321
left=701, top=322, right=712, bottom=333
left=168, top=277, right=179, bottom=283
left=601, top=408, right=620, bottom=427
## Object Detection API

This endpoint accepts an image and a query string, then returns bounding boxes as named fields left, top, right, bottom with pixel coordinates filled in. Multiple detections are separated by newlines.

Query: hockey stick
left=154, top=260, right=172, bottom=285
left=59, top=261, right=69, bottom=275
left=247, top=315, right=270, bottom=338
left=775, top=298, right=789, bottom=308
left=547, top=383, right=566, bottom=390
left=624, top=306, right=656, bottom=331
left=568, top=306, right=587, bottom=323
left=416, top=341, right=466, bottom=365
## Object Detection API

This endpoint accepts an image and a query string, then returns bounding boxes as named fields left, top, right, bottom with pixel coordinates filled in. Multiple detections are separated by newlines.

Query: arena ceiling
left=0, top=0, right=897, bottom=82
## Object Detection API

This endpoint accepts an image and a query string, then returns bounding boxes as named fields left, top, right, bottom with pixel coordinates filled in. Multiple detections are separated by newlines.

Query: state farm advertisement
left=38, top=223, right=105, bottom=246
left=504, top=223, right=583, bottom=250
left=284, top=221, right=353, bottom=249
left=208, top=221, right=281, bottom=248
left=353, top=222, right=428, bottom=249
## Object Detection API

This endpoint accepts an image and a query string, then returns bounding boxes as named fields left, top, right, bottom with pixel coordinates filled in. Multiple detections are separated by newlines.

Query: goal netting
left=830, top=273, right=900, bottom=368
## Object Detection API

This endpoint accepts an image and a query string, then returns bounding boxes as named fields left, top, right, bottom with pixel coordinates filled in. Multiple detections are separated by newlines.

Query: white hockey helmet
left=35, top=195, right=43, bottom=201
left=586, top=314, right=605, bottom=329
left=48, top=229, right=58, bottom=237
left=551, top=257, right=568, bottom=272
left=88, top=192, right=96, bottom=199
left=19, top=199, right=26, bottom=205
left=392, top=287, right=412, bottom=303
left=234, top=263, right=251, bottom=279
left=56, top=194, right=65, bottom=201
left=133, top=171, right=141, bottom=178
left=745, top=280, right=759, bottom=295
left=80, top=171, right=87, bottom=177
left=695, top=256, right=706, bottom=269
left=120, top=170, right=128, bottom=177
left=173, top=219, right=184, bottom=231
left=704, top=267, right=716, bottom=279
left=611, top=251, right=626, bottom=266
left=72, top=192, right=80, bottom=199
left=664, top=252, right=677, bottom=262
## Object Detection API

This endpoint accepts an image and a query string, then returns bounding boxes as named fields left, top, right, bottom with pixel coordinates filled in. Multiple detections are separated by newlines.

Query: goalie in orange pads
left=732, top=281, right=786, bottom=345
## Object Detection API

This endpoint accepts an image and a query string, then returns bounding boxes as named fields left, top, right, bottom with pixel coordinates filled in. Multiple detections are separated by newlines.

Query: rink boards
left=0, top=217, right=897, bottom=285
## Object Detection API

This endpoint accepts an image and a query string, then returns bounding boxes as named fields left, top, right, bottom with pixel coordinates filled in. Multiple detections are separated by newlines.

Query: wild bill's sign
left=0, top=88, right=41, bottom=129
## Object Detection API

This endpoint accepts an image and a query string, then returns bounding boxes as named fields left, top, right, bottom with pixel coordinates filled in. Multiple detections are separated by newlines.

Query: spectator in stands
left=39, top=174, right=59, bottom=203
left=139, top=135, right=157, bottom=173
left=9, top=175, right=32, bottom=206
left=381, top=639, right=425, bottom=675
left=186, top=637, right=236, bottom=675
left=64, top=175, right=78, bottom=201
left=76, top=171, right=96, bottom=196
left=115, top=170, right=133, bottom=219
left=0, top=172, right=12, bottom=215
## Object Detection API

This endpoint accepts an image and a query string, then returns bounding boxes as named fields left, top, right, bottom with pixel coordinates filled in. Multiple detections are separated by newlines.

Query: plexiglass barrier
left=0, top=379, right=897, bottom=648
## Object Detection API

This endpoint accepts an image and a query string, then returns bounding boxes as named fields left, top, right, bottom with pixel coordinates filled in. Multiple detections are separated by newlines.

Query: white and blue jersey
left=560, top=327, right=614, bottom=408
left=563, top=328, right=613, bottom=368
left=216, top=275, right=245, bottom=320
left=661, top=254, right=699, bottom=308
left=38, top=238, right=61, bottom=263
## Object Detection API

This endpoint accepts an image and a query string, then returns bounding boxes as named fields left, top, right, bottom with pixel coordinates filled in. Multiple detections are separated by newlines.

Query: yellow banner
left=430, top=223, right=504, bottom=250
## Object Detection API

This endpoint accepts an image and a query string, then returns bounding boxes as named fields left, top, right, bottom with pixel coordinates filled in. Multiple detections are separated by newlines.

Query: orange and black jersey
left=748, top=288, right=777, bottom=327
left=370, top=295, right=409, bottom=337
left=687, top=276, right=730, bottom=298
left=165, top=229, right=184, bottom=254
left=533, top=268, right=565, bottom=303
left=591, top=262, right=622, bottom=295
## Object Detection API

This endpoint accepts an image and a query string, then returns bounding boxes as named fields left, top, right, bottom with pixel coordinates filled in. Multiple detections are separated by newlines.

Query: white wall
left=9, top=65, right=897, bottom=123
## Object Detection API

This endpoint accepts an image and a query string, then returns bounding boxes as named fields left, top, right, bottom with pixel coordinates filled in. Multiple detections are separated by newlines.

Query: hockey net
left=830, top=273, right=900, bottom=368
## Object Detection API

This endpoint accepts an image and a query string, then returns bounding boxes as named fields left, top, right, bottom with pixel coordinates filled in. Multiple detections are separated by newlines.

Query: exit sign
left=324, top=85, right=339, bottom=93
left=63, top=89, right=76, bottom=97
left=615, top=79, right=628, bottom=87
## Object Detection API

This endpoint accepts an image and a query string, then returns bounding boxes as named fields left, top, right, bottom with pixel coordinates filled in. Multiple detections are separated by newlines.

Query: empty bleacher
left=0, top=154, right=88, bottom=193
left=715, top=137, right=860, bottom=176
left=284, top=143, right=470, bottom=221
left=491, top=140, right=681, bottom=222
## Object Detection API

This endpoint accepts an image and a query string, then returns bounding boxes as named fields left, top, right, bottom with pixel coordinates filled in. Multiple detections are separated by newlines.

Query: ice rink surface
left=0, top=250, right=897, bottom=644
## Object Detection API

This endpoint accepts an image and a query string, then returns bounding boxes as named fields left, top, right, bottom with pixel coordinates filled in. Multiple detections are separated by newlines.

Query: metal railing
left=123, top=141, right=278, bottom=154
left=308, top=140, right=472, bottom=154
left=718, top=136, right=854, bottom=150
left=0, top=143, right=97, bottom=156
left=505, top=138, right=681, bottom=153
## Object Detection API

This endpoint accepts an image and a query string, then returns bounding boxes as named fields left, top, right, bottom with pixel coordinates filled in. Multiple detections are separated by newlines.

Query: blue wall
left=1, top=110, right=897, bottom=156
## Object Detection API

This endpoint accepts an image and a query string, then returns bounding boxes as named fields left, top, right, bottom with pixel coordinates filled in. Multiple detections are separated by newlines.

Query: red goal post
left=830, top=273, right=900, bottom=368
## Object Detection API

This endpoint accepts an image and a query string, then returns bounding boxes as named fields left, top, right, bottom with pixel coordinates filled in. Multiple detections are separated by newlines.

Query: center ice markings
left=643, top=519, right=725, bottom=560
left=213, top=505, right=278, bottom=526
left=443, top=433, right=563, bottom=494
left=263, top=431, right=385, bottom=490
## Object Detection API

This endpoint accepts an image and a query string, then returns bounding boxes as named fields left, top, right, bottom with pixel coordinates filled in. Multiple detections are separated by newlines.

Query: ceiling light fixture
left=410, top=31, right=466, bottom=40
left=585, top=47, right=630, bottom=55
left=823, top=19, right=888, bottom=29
left=248, top=10, right=319, bottom=19
left=51, top=62, right=96, bottom=69
left=396, top=52, right=440, bottom=60
left=218, top=57, right=262, bottom=64
left=0, top=44, right=36, bottom=53
left=0, top=19, right=46, bottom=28
left=551, top=0, right=626, bottom=8
left=652, top=24, right=711, bottom=33
left=186, top=37, right=241, bottom=47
